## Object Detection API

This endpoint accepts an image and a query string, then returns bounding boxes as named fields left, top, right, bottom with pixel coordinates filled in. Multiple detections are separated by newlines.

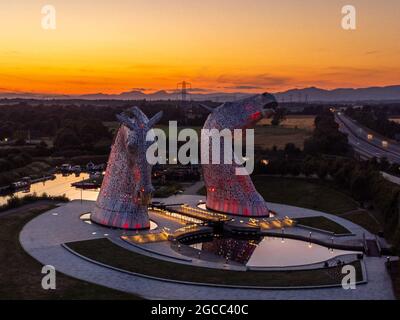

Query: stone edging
left=61, top=242, right=368, bottom=291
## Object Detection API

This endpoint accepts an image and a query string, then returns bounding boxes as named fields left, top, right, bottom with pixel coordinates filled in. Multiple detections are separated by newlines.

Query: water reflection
left=0, top=173, right=100, bottom=205
left=189, top=236, right=361, bottom=267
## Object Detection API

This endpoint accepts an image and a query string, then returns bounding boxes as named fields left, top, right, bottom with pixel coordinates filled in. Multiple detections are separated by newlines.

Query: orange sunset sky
left=0, top=0, right=399, bottom=95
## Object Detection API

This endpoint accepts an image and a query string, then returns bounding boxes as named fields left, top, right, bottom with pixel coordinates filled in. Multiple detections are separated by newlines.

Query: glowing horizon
left=1, top=0, right=400, bottom=95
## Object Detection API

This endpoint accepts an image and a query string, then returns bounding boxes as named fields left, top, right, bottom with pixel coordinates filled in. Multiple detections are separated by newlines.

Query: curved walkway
left=20, top=199, right=395, bottom=299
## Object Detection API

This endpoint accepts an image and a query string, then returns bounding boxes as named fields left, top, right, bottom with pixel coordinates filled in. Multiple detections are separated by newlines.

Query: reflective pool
left=189, top=236, right=360, bottom=267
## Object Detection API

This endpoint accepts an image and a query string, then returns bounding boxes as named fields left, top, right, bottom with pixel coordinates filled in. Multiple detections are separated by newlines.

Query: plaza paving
left=19, top=198, right=395, bottom=299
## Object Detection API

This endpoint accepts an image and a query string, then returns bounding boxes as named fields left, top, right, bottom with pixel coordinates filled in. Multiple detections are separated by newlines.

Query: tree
left=53, top=128, right=81, bottom=149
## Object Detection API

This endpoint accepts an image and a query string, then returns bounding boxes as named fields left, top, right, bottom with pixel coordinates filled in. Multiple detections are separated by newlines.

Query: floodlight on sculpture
left=91, top=107, right=162, bottom=229
left=201, top=93, right=278, bottom=217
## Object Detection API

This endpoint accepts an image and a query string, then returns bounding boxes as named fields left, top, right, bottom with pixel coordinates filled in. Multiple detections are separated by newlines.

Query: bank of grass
left=253, top=176, right=359, bottom=215
left=295, top=216, right=351, bottom=235
left=66, top=238, right=363, bottom=288
left=0, top=161, right=52, bottom=187
left=0, top=193, right=69, bottom=212
left=0, top=203, right=141, bottom=299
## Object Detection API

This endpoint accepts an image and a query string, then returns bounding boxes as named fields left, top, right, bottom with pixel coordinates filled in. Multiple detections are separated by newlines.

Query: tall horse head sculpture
left=201, top=93, right=278, bottom=217
left=91, top=107, right=163, bottom=229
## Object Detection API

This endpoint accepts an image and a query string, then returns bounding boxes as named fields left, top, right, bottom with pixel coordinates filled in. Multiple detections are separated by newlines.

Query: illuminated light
left=123, top=223, right=129, bottom=229
left=92, top=232, right=97, bottom=235
left=250, top=111, right=262, bottom=121
left=367, top=134, right=373, bottom=140
left=52, top=212, right=58, bottom=216
left=261, top=159, right=269, bottom=165
left=104, top=233, right=109, bottom=236
left=382, top=140, right=388, bottom=148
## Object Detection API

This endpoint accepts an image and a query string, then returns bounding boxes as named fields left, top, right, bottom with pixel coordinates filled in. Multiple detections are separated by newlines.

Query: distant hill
left=274, top=85, right=400, bottom=103
left=2, top=85, right=400, bottom=102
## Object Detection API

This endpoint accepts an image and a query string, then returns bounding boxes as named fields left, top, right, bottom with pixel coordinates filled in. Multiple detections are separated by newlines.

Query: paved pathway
left=19, top=199, right=395, bottom=299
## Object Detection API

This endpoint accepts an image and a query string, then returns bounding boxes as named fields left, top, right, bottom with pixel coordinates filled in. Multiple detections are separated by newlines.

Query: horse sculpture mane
left=201, top=93, right=277, bottom=217
left=91, top=107, right=162, bottom=229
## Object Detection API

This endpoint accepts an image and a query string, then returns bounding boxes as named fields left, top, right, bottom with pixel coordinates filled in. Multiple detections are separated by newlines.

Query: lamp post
left=281, top=227, right=285, bottom=243
left=308, top=232, right=312, bottom=248
left=80, top=177, right=84, bottom=205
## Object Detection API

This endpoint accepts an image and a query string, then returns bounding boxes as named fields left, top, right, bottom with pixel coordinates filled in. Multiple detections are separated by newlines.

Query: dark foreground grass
left=338, top=210, right=382, bottom=235
left=0, top=202, right=141, bottom=300
left=67, top=238, right=363, bottom=288
left=295, top=216, right=351, bottom=235
left=388, top=260, right=400, bottom=300
left=252, top=176, right=359, bottom=215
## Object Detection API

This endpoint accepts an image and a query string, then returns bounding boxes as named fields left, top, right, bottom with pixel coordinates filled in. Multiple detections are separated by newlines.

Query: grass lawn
left=0, top=202, right=141, bottom=300
left=253, top=176, right=359, bottom=215
left=295, top=216, right=351, bottom=235
left=66, top=238, right=363, bottom=288
left=338, top=210, right=383, bottom=235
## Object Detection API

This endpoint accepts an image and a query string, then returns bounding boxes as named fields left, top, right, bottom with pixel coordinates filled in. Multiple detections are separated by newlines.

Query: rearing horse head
left=116, top=107, right=163, bottom=204
left=91, top=106, right=162, bottom=230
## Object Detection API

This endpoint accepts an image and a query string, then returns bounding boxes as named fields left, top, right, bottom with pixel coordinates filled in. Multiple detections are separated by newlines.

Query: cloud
left=365, top=50, right=380, bottom=55
left=217, top=73, right=291, bottom=86
left=319, top=66, right=386, bottom=79
left=222, top=85, right=263, bottom=90
left=130, top=87, right=152, bottom=91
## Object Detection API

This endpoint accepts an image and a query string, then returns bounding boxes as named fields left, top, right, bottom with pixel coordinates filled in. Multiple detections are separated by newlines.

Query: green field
left=67, top=238, right=363, bottom=288
left=253, top=176, right=359, bottom=215
left=254, top=125, right=311, bottom=150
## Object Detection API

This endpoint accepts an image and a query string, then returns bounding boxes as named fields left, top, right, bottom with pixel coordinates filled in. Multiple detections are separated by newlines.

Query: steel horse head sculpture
left=201, top=93, right=278, bottom=217
left=91, top=107, right=162, bottom=229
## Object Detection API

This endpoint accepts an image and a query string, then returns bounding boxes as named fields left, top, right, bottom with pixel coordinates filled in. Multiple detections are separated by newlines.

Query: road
left=334, top=111, right=400, bottom=164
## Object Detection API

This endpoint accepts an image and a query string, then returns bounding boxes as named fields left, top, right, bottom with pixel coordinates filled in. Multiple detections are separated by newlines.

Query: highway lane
left=334, top=112, right=400, bottom=163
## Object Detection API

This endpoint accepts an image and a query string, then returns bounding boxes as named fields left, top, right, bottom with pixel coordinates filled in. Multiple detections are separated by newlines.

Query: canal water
left=0, top=173, right=100, bottom=206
